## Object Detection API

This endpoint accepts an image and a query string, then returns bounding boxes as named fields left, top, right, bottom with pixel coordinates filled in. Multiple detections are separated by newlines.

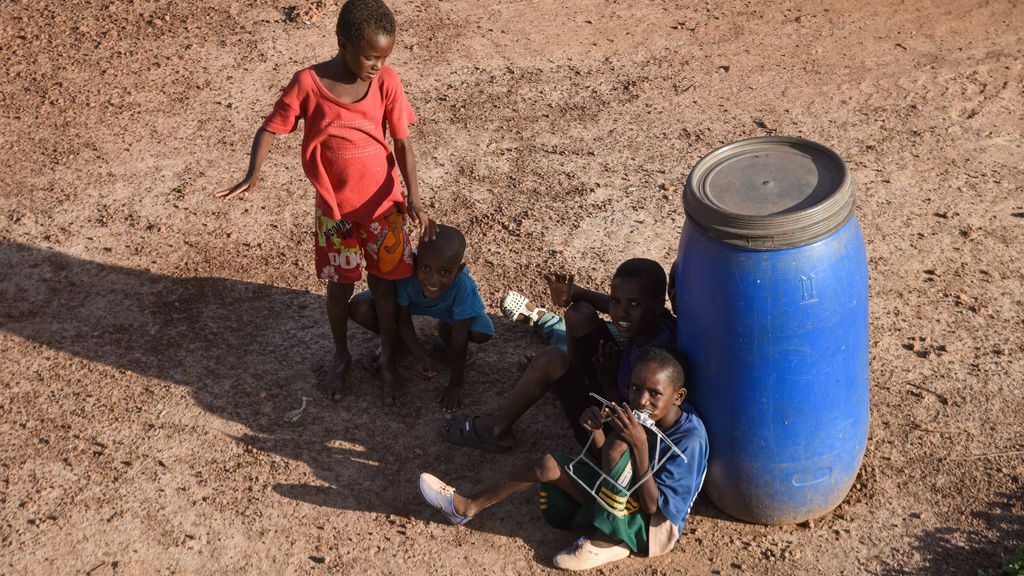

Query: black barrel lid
left=683, top=136, right=855, bottom=249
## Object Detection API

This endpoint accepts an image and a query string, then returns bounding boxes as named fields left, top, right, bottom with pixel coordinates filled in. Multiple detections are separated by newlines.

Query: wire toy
left=565, top=393, right=688, bottom=500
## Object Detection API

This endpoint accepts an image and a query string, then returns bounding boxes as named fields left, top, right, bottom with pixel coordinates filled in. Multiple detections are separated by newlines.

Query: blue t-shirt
left=617, top=310, right=678, bottom=398
left=650, top=402, right=708, bottom=529
left=395, top=268, right=492, bottom=334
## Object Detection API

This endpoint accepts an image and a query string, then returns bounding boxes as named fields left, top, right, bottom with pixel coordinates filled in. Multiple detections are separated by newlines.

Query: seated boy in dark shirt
left=443, top=258, right=675, bottom=451
left=350, top=224, right=492, bottom=408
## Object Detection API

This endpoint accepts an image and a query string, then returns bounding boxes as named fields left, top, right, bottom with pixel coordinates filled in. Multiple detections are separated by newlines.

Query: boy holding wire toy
left=418, top=348, right=708, bottom=570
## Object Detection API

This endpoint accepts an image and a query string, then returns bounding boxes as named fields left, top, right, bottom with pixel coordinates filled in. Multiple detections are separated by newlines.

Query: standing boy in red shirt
left=216, top=0, right=434, bottom=402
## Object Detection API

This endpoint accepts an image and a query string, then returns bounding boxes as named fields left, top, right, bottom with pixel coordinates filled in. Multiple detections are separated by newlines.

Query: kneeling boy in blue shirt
left=419, top=347, right=708, bottom=570
left=351, top=224, right=493, bottom=408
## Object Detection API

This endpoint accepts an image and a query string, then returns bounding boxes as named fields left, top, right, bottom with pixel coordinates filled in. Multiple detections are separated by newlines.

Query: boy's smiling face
left=415, top=249, right=464, bottom=299
left=339, top=32, right=395, bottom=82
left=414, top=225, right=468, bottom=299
left=608, top=276, right=663, bottom=343
left=628, top=361, right=685, bottom=425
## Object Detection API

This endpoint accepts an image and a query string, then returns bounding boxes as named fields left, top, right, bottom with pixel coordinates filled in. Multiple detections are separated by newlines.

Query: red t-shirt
left=262, top=65, right=416, bottom=222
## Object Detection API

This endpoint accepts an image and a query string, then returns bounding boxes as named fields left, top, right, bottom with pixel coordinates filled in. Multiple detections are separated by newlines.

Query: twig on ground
left=951, top=449, right=1024, bottom=461
left=904, top=379, right=950, bottom=405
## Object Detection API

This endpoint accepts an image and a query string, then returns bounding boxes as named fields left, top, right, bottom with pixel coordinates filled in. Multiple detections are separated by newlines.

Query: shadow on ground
left=0, top=240, right=591, bottom=557
left=878, top=489, right=1024, bottom=575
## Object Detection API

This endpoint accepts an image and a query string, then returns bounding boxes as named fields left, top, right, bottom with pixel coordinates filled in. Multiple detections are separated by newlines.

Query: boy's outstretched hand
left=438, top=384, right=463, bottom=410
left=545, top=272, right=574, bottom=308
left=217, top=128, right=276, bottom=201
left=215, top=175, right=260, bottom=201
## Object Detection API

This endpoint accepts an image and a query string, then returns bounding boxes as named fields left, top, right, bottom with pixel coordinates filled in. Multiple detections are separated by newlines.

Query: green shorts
left=539, top=451, right=650, bottom=555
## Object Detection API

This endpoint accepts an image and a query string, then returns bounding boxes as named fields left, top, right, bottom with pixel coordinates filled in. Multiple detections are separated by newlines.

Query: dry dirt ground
left=2, top=0, right=1023, bottom=574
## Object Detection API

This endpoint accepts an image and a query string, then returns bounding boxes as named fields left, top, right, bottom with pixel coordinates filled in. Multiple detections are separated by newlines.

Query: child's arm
left=546, top=273, right=610, bottom=313
left=397, top=305, right=436, bottom=379
left=216, top=127, right=278, bottom=200
left=607, top=402, right=659, bottom=515
left=438, top=317, right=472, bottom=410
left=580, top=405, right=610, bottom=449
left=393, top=137, right=436, bottom=240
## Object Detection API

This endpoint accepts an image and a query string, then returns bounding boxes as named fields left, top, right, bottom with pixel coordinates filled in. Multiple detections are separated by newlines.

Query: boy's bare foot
left=320, top=352, right=351, bottom=402
left=379, top=362, right=406, bottom=405
left=438, top=384, right=464, bottom=410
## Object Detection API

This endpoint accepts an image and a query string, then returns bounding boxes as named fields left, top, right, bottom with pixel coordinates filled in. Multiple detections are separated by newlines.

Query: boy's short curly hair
left=336, top=0, right=396, bottom=46
left=419, top=224, right=467, bottom=262
left=613, top=258, right=668, bottom=306
left=635, top=347, right=687, bottom=390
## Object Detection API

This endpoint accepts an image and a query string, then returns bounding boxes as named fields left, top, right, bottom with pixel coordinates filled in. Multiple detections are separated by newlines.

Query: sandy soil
left=2, top=0, right=1023, bottom=573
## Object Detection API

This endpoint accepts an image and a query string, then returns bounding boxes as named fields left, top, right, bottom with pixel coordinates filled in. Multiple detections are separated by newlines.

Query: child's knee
left=564, top=301, right=600, bottom=333
left=349, top=297, right=376, bottom=325
left=535, top=453, right=563, bottom=483
left=601, top=439, right=628, bottom=471
left=532, top=346, right=570, bottom=378
left=468, top=331, right=493, bottom=344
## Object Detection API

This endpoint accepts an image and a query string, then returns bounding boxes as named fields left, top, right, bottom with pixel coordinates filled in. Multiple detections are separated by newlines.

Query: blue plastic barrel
left=676, top=136, right=868, bottom=525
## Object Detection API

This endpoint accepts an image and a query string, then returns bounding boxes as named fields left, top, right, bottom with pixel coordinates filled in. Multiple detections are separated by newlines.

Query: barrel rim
left=684, top=136, right=855, bottom=249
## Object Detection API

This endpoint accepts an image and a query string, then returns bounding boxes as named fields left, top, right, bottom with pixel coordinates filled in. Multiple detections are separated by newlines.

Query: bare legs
left=350, top=300, right=494, bottom=354
left=451, top=453, right=586, bottom=518
left=472, top=301, right=607, bottom=445
left=350, top=296, right=492, bottom=408
left=473, top=346, right=570, bottom=445
left=366, top=275, right=402, bottom=401
left=322, top=281, right=355, bottom=401
left=322, top=277, right=404, bottom=402
left=439, top=442, right=631, bottom=555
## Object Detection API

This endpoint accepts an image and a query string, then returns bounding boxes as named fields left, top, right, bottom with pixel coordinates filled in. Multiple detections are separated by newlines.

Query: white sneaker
left=552, top=536, right=630, bottom=571
left=418, top=473, right=472, bottom=526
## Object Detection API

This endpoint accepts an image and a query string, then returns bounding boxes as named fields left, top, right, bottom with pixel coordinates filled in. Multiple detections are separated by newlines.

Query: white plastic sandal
left=500, top=291, right=547, bottom=326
